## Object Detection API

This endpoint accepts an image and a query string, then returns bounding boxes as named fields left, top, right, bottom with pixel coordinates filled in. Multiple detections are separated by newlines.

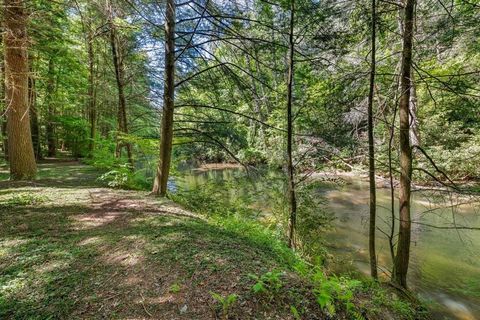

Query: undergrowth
left=171, top=183, right=424, bottom=319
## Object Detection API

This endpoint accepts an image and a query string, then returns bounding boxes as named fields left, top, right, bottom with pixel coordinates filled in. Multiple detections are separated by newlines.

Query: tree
left=0, top=17, right=7, bottom=161
left=152, top=0, right=176, bottom=196
left=286, top=0, right=298, bottom=249
left=75, top=1, right=98, bottom=156
left=4, top=0, right=37, bottom=180
left=368, top=0, right=378, bottom=280
left=393, top=0, right=415, bottom=289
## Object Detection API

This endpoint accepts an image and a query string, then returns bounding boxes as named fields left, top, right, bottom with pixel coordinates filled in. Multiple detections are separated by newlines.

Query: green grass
left=0, top=199, right=296, bottom=318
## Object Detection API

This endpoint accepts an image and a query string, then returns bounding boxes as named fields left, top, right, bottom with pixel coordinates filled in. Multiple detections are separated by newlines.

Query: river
left=173, top=165, right=480, bottom=320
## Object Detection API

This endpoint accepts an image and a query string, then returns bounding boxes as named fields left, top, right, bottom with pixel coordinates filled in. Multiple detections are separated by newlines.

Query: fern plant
left=249, top=270, right=284, bottom=300
left=310, top=268, right=362, bottom=316
left=210, top=292, right=238, bottom=320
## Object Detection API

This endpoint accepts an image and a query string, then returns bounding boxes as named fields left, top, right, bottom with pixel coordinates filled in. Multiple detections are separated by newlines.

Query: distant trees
left=0, top=0, right=154, bottom=174
left=75, top=1, right=98, bottom=157
left=107, top=0, right=134, bottom=168
left=45, top=58, right=56, bottom=157
left=4, top=0, right=37, bottom=180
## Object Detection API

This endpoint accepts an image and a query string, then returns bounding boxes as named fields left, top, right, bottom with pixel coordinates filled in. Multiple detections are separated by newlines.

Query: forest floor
left=0, top=160, right=316, bottom=319
left=0, top=160, right=422, bottom=319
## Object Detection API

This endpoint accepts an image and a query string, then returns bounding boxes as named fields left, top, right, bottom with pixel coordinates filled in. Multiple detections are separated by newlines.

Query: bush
left=237, top=148, right=266, bottom=165
left=85, top=138, right=118, bottom=169
left=97, top=163, right=150, bottom=190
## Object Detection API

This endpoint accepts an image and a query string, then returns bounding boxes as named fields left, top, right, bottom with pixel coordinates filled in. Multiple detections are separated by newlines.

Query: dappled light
left=1, top=163, right=320, bottom=319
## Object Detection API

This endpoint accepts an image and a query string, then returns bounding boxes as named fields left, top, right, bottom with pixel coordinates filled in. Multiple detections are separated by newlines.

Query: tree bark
left=397, top=0, right=420, bottom=148
left=393, top=0, right=415, bottom=289
left=45, top=58, right=56, bottom=157
left=4, top=0, right=37, bottom=180
left=368, top=0, right=378, bottom=280
left=152, top=0, right=176, bottom=196
left=286, top=0, right=298, bottom=249
left=409, top=74, right=420, bottom=147
left=108, top=7, right=133, bottom=168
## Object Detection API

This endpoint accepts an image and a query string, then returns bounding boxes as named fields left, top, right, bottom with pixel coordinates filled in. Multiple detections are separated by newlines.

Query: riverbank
left=0, top=160, right=425, bottom=319
left=308, top=166, right=480, bottom=193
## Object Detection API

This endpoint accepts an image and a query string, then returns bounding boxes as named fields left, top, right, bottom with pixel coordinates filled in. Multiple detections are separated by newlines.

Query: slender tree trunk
left=246, top=54, right=259, bottom=147
left=45, top=58, right=56, bottom=157
left=397, top=0, right=420, bottom=148
left=286, top=0, right=298, bottom=249
left=387, top=79, right=399, bottom=272
left=108, top=9, right=133, bottom=168
left=152, top=0, right=175, bottom=196
left=388, top=109, right=397, bottom=273
left=393, top=0, right=415, bottom=289
left=87, top=32, right=97, bottom=156
left=0, top=25, right=7, bottom=161
left=4, top=0, right=37, bottom=180
left=368, top=0, right=378, bottom=280
left=254, top=50, right=268, bottom=151
left=29, top=63, right=41, bottom=160
left=409, top=74, right=420, bottom=147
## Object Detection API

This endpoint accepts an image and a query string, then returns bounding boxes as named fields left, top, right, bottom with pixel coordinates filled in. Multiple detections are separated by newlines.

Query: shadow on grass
left=0, top=197, right=294, bottom=319
left=0, top=161, right=106, bottom=190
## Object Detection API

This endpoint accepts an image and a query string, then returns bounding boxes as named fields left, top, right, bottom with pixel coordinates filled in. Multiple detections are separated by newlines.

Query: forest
left=0, top=0, right=479, bottom=319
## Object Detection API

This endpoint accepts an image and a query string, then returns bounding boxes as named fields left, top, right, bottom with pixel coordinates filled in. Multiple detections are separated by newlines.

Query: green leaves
left=249, top=270, right=284, bottom=297
left=301, top=266, right=363, bottom=316
left=210, top=292, right=238, bottom=320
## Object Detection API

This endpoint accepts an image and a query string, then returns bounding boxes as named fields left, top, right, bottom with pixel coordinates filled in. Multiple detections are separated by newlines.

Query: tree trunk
left=0, top=25, right=7, bottom=161
left=397, top=0, right=420, bottom=149
left=286, top=0, right=298, bottom=249
left=367, top=0, right=378, bottom=280
left=108, top=9, right=133, bottom=168
left=45, top=58, right=56, bottom=157
left=393, top=0, right=415, bottom=289
left=152, top=0, right=176, bottom=196
left=409, top=74, right=420, bottom=147
left=4, top=0, right=37, bottom=180
left=29, top=63, right=41, bottom=160
left=87, top=32, right=97, bottom=156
